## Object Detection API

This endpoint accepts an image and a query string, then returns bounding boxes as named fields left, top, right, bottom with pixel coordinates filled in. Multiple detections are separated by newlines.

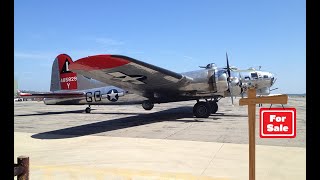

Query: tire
left=142, top=100, right=154, bottom=110
left=85, top=107, right=91, bottom=113
left=193, top=102, right=211, bottom=118
left=209, top=101, right=218, bottom=114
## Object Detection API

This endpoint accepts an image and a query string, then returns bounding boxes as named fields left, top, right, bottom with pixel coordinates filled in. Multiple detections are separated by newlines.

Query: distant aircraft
left=18, top=54, right=131, bottom=113
left=65, top=53, right=277, bottom=118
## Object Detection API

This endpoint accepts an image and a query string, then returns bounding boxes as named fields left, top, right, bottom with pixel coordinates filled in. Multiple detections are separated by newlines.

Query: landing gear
left=142, top=100, right=154, bottom=110
left=193, top=102, right=211, bottom=118
left=85, top=105, right=91, bottom=113
left=193, top=99, right=219, bottom=118
left=209, top=101, right=218, bottom=114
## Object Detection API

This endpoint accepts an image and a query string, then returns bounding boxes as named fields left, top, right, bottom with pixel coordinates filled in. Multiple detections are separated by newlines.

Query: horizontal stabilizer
left=18, top=92, right=85, bottom=98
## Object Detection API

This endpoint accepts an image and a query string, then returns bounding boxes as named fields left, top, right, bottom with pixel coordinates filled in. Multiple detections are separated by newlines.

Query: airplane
left=18, top=54, right=136, bottom=113
left=63, top=53, right=277, bottom=118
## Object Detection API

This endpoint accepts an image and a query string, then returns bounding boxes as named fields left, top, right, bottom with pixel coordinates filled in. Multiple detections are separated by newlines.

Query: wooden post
left=247, top=89, right=256, bottom=180
left=239, top=88, right=288, bottom=180
left=14, top=156, right=29, bottom=180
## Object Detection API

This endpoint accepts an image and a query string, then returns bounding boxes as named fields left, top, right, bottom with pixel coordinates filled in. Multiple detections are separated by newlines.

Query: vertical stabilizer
left=50, top=54, right=107, bottom=92
left=50, top=54, right=77, bottom=91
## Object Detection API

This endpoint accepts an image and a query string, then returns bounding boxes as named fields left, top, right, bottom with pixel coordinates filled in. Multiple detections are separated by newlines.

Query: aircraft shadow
left=31, top=106, right=219, bottom=140
left=211, top=113, right=248, bottom=117
left=15, top=110, right=86, bottom=116
left=15, top=110, right=141, bottom=116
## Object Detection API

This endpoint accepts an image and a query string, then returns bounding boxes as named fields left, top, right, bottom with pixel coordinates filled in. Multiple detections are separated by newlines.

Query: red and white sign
left=260, top=108, right=296, bottom=138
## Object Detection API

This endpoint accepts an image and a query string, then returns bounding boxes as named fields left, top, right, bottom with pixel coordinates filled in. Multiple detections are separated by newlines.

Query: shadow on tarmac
left=31, top=106, right=226, bottom=139
left=15, top=109, right=141, bottom=116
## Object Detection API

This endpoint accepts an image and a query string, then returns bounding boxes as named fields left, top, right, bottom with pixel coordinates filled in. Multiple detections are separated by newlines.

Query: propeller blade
left=226, top=52, right=231, bottom=78
left=227, top=81, right=234, bottom=105
left=230, top=85, right=234, bottom=105
left=273, top=78, right=277, bottom=86
left=239, top=72, right=244, bottom=98
left=226, top=52, right=234, bottom=105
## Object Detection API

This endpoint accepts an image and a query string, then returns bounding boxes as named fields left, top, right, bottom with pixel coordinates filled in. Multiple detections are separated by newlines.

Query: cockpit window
left=251, top=73, right=258, bottom=79
left=263, top=75, right=269, bottom=78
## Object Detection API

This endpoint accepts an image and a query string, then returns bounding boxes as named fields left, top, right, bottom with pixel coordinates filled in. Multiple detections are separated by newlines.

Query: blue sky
left=14, top=0, right=305, bottom=94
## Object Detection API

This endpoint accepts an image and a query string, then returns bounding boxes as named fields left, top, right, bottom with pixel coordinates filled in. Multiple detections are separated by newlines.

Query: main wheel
left=142, top=100, right=154, bottom=110
left=209, top=101, right=218, bottom=114
left=85, top=107, right=91, bottom=113
left=193, top=102, right=211, bottom=118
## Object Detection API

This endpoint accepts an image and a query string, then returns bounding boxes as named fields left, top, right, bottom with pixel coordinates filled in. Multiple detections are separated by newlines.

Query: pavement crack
left=201, top=143, right=224, bottom=175
left=164, top=123, right=194, bottom=139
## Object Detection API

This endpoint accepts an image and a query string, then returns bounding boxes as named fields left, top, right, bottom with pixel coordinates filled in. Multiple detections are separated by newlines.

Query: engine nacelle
left=214, top=70, right=228, bottom=93
left=212, top=70, right=242, bottom=96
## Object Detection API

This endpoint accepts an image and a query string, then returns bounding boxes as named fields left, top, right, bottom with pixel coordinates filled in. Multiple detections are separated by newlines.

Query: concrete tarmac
left=14, top=97, right=306, bottom=179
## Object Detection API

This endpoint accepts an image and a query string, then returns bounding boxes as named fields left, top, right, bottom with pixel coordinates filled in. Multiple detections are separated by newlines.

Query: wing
left=69, top=55, right=193, bottom=98
left=18, top=91, right=85, bottom=98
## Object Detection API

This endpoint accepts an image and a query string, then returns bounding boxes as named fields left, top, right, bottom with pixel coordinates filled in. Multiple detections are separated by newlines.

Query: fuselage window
left=251, top=73, right=258, bottom=79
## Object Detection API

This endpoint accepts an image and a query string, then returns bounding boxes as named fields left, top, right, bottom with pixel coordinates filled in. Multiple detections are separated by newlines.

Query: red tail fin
left=57, top=54, right=78, bottom=90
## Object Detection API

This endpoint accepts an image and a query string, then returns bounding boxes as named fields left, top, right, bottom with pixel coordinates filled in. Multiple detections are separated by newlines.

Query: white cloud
left=127, top=51, right=144, bottom=55
left=94, top=38, right=124, bottom=46
left=69, top=49, right=122, bottom=60
left=14, top=48, right=123, bottom=63
left=14, top=52, right=55, bottom=60
left=183, top=55, right=194, bottom=60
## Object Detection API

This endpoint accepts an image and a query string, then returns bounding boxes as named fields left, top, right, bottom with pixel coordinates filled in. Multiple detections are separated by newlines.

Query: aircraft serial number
left=60, top=76, right=77, bottom=82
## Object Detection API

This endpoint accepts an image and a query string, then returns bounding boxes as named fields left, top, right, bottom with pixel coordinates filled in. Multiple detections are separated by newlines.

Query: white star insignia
left=108, top=72, right=145, bottom=85
left=107, top=90, right=118, bottom=101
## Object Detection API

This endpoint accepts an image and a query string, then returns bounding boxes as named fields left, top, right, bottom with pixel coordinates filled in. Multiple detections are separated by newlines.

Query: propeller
left=271, top=77, right=277, bottom=86
left=239, top=72, right=244, bottom=98
left=226, top=52, right=234, bottom=105
left=269, top=76, right=278, bottom=93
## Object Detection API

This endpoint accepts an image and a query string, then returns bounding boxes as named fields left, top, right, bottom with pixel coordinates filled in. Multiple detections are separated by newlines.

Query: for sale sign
left=260, top=108, right=296, bottom=138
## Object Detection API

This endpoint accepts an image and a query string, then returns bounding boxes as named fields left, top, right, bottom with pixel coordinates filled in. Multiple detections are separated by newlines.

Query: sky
left=14, top=0, right=306, bottom=94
